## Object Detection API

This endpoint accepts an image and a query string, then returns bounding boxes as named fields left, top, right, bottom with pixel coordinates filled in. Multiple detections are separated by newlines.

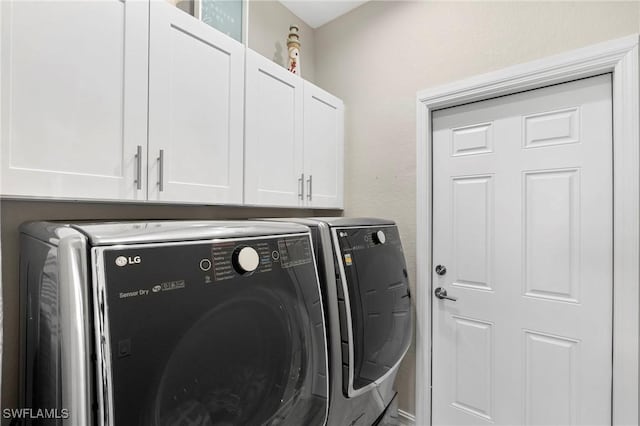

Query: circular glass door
left=155, top=293, right=302, bottom=426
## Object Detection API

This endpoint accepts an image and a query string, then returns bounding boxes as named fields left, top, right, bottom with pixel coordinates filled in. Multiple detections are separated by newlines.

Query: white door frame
left=416, top=34, right=639, bottom=426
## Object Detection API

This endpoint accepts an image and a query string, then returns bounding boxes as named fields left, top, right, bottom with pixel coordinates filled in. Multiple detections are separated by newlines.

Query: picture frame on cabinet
left=193, top=0, right=246, bottom=43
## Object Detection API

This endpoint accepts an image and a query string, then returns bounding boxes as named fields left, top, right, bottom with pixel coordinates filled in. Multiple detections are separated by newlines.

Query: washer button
left=272, top=250, right=280, bottom=261
left=199, top=259, right=212, bottom=271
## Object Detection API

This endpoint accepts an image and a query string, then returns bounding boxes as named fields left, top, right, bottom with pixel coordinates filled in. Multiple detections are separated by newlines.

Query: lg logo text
left=115, top=256, right=141, bottom=267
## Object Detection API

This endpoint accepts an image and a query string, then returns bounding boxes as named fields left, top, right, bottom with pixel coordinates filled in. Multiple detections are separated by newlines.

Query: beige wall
left=248, top=0, right=316, bottom=83
left=314, top=0, right=640, bottom=415
left=0, top=201, right=340, bottom=409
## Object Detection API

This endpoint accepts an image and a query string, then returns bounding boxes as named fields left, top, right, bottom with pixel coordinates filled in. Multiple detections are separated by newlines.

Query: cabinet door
left=148, top=1, right=244, bottom=204
left=1, top=0, right=149, bottom=200
left=303, top=82, right=344, bottom=209
left=244, top=49, right=304, bottom=207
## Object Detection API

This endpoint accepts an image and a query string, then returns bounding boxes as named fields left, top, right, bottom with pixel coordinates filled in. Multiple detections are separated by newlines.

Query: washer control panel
left=211, top=235, right=312, bottom=282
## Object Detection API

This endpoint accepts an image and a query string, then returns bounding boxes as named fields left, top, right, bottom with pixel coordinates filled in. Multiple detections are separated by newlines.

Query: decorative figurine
left=287, top=25, right=301, bottom=75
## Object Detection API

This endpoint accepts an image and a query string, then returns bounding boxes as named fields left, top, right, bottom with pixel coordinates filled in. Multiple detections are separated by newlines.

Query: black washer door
left=100, top=235, right=327, bottom=426
left=335, top=226, right=412, bottom=391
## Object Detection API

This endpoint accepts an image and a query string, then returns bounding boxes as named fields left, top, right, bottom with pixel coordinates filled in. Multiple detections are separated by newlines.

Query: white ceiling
left=278, top=1, right=369, bottom=29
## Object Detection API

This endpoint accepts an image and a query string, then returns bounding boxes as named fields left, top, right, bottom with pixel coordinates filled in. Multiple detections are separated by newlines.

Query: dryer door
left=333, top=225, right=412, bottom=395
left=94, top=234, right=327, bottom=426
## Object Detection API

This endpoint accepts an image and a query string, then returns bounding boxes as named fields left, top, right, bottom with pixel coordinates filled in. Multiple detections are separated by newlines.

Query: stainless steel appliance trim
left=331, top=225, right=411, bottom=398
left=92, top=232, right=329, bottom=426
left=307, top=175, right=313, bottom=201
left=57, top=232, right=93, bottom=426
left=310, top=217, right=395, bottom=227
left=91, top=248, right=112, bottom=426
left=70, top=220, right=311, bottom=246
left=302, top=231, right=330, bottom=426
left=330, top=224, right=397, bottom=231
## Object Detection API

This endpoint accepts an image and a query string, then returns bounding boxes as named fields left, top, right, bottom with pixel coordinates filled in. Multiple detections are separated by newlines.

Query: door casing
left=416, top=34, right=640, bottom=426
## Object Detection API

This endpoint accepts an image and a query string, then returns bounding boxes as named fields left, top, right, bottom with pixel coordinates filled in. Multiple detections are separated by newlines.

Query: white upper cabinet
left=1, top=0, right=149, bottom=200
left=1, top=2, right=342, bottom=208
left=148, top=1, right=244, bottom=204
left=303, top=82, right=344, bottom=209
left=244, top=49, right=304, bottom=207
left=244, top=50, right=344, bottom=209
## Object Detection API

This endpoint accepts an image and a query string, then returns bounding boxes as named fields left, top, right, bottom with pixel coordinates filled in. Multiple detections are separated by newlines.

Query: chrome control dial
left=233, top=246, right=260, bottom=274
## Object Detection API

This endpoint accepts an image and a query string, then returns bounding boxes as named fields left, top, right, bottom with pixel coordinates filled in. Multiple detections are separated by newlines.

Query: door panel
left=524, top=330, right=578, bottom=426
left=451, top=175, right=493, bottom=291
left=1, top=0, right=148, bottom=200
left=523, top=107, right=579, bottom=149
left=523, top=169, right=580, bottom=302
left=148, top=2, right=244, bottom=204
left=303, top=82, right=344, bottom=208
left=432, top=75, right=612, bottom=425
left=451, top=316, right=493, bottom=421
left=451, top=123, right=493, bottom=156
left=244, top=49, right=304, bottom=207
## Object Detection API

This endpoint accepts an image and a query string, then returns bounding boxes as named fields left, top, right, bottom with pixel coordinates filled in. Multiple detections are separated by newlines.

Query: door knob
left=435, top=265, right=447, bottom=276
left=434, top=287, right=457, bottom=301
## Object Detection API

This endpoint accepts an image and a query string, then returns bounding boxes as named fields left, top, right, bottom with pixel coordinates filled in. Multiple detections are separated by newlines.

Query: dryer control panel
left=211, top=235, right=313, bottom=281
left=101, top=234, right=314, bottom=299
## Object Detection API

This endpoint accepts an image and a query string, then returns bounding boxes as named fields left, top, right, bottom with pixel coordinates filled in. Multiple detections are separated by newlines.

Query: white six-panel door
left=1, top=0, right=149, bottom=200
left=244, top=49, right=304, bottom=207
left=431, top=75, right=612, bottom=425
left=148, top=1, right=244, bottom=204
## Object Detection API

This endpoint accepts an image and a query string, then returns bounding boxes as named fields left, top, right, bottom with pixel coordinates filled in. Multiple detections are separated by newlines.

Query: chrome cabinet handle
left=134, top=145, right=142, bottom=190
left=298, top=173, right=304, bottom=200
left=158, top=149, right=165, bottom=192
left=307, top=175, right=313, bottom=201
left=434, top=287, right=457, bottom=301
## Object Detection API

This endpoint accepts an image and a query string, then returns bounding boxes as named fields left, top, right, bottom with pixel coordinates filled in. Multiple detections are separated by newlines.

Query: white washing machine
left=19, top=221, right=329, bottom=425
